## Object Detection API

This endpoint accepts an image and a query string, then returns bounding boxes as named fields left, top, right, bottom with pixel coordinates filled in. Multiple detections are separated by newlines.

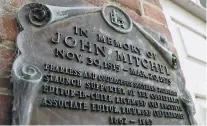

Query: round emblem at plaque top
left=102, top=5, right=133, bottom=33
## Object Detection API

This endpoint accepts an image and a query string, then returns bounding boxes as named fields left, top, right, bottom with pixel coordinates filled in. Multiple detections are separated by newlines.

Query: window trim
left=195, top=93, right=207, bottom=100
left=171, top=0, right=206, bottom=21
left=171, top=17, right=206, bottom=38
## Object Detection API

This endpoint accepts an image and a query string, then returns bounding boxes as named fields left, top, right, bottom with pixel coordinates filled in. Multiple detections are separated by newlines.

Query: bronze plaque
left=12, top=2, right=195, bottom=125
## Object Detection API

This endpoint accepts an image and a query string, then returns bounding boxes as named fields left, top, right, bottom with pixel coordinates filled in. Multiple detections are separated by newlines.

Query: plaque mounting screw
left=172, top=54, right=178, bottom=69
left=160, top=35, right=167, bottom=43
left=28, top=3, right=51, bottom=27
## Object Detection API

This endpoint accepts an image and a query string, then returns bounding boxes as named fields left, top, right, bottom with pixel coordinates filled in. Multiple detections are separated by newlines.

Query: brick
left=145, top=0, right=162, bottom=9
left=0, top=0, right=31, bottom=41
left=0, top=70, right=11, bottom=79
left=143, top=4, right=167, bottom=25
left=1, top=14, right=18, bottom=41
left=10, top=0, right=30, bottom=8
left=119, top=0, right=141, bottom=15
left=0, top=94, right=12, bottom=125
left=0, top=0, right=30, bottom=13
left=0, top=40, right=15, bottom=89
left=0, top=78, right=11, bottom=89
left=0, top=40, right=15, bottom=71
left=0, top=59, right=14, bottom=73
left=124, top=8, right=172, bottom=42
left=85, top=0, right=109, bottom=6
left=167, top=41, right=178, bottom=54
left=0, top=23, right=3, bottom=40
left=0, top=50, right=15, bottom=59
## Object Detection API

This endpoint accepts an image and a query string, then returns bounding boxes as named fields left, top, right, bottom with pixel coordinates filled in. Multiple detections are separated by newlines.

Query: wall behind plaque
left=0, top=0, right=175, bottom=124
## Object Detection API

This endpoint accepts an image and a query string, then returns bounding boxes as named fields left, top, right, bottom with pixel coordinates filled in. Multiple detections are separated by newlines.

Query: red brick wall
left=0, top=0, right=173, bottom=124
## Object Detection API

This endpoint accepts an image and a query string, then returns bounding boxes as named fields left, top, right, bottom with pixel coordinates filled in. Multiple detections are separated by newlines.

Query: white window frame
left=160, top=0, right=206, bottom=101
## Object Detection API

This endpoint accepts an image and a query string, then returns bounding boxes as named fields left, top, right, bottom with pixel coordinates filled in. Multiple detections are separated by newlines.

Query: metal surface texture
left=11, top=2, right=196, bottom=125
